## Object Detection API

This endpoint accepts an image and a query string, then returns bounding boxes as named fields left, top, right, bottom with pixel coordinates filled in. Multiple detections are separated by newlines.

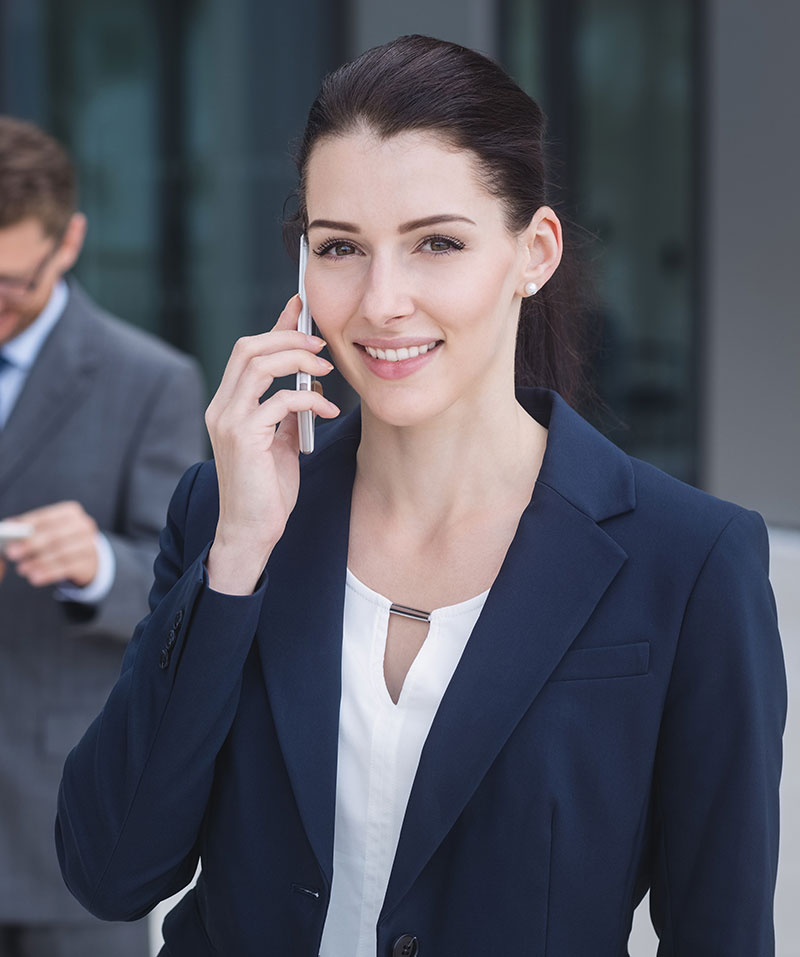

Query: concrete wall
left=703, top=0, right=800, bottom=527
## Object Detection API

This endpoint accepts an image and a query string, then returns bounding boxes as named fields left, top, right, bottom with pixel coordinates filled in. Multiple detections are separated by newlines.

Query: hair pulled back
left=285, top=35, right=594, bottom=408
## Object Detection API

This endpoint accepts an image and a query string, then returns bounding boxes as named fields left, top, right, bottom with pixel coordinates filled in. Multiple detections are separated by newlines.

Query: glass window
left=1, top=0, right=351, bottom=404
left=501, top=0, right=699, bottom=482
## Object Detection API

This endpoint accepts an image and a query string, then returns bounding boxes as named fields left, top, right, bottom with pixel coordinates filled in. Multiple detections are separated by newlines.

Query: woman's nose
left=359, top=254, right=414, bottom=325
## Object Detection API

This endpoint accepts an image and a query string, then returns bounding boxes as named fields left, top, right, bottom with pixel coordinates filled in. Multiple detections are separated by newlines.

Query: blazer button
left=159, top=649, right=170, bottom=669
left=166, top=628, right=177, bottom=650
left=392, top=935, right=418, bottom=957
left=173, top=609, right=184, bottom=629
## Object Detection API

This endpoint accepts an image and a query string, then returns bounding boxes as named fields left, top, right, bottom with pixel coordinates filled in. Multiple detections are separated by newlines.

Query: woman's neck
left=354, top=385, right=547, bottom=534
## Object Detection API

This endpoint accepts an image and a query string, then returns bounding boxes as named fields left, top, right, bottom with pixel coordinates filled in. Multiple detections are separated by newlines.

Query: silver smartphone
left=296, top=235, right=314, bottom=454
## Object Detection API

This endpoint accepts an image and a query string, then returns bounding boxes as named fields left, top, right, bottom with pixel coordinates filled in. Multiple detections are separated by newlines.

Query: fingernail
left=318, top=358, right=334, bottom=370
left=307, top=335, right=326, bottom=347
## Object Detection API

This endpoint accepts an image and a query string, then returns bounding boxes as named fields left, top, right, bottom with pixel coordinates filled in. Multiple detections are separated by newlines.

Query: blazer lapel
left=250, top=389, right=636, bottom=907
left=381, top=390, right=636, bottom=918
left=0, top=285, right=99, bottom=493
left=255, top=418, right=360, bottom=887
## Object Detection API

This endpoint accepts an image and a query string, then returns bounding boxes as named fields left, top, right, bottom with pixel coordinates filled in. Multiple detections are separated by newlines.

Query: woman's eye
left=315, top=240, right=359, bottom=258
left=420, top=235, right=465, bottom=254
left=313, top=235, right=465, bottom=258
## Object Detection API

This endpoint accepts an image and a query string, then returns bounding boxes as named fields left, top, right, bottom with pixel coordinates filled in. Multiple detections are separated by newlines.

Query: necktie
left=0, top=352, right=12, bottom=428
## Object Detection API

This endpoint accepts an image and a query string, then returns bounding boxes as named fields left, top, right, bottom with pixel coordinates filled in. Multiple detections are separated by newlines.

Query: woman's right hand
left=204, top=295, right=340, bottom=594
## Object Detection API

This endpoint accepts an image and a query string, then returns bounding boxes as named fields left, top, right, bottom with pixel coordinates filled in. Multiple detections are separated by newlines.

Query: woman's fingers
left=212, top=385, right=338, bottom=456
left=256, top=388, right=340, bottom=432
left=218, top=350, right=333, bottom=426
left=273, top=379, right=332, bottom=454
left=208, top=341, right=329, bottom=428
left=203, top=294, right=336, bottom=575
left=209, top=295, right=325, bottom=411
left=242, top=349, right=332, bottom=392
left=273, top=294, right=303, bottom=332
left=210, top=331, right=323, bottom=409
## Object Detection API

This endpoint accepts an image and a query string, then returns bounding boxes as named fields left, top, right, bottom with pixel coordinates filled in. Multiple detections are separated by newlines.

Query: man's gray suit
left=0, top=282, right=207, bottom=937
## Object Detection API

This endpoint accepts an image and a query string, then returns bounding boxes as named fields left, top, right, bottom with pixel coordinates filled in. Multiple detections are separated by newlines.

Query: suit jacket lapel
left=0, top=283, right=99, bottom=493
left=251, top=389, right=636, bottom=904
left=381, top=390, right=636, bottom=918
left=255, top=419, right=360, bottom=887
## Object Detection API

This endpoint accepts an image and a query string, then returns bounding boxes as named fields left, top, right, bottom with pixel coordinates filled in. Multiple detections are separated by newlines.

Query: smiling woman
left=285, top=37, right=590, bottom=411
left=56, top=34, right=785, bottom=957
left=300, top=128, right=562, bottom=427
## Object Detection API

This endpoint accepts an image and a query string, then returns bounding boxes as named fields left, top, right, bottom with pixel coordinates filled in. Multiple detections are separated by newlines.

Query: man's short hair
left=0, top=116, right=76, bottom=238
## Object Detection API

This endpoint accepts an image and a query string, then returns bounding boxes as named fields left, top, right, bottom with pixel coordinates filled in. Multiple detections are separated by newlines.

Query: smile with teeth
left=363, top=341, right=442, bottom=362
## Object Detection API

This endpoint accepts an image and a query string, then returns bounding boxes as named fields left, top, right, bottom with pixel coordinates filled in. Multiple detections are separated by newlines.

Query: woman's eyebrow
left=306, top=214, right=477, bottom=233
left=398, top=214, right=476, bottom=233
left=307, top=218, right=358, bottom=232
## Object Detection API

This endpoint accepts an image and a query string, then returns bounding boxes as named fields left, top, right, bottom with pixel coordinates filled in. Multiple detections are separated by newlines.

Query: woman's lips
left=357, top=340, right=442, bottom=380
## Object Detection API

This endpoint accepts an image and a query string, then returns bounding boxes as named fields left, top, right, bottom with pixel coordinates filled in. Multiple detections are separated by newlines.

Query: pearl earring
left=524, top=281, right=538, bottom=296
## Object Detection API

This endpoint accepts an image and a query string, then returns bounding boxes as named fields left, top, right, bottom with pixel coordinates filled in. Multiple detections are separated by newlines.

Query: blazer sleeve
left=63, top=356, right=208, bottom=641
left=56, top=463, right=268, bottom=922
left=649, top=508, right=787, bottom=955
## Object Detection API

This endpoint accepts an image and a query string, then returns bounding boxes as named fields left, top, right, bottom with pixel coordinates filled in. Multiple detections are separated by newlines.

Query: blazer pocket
left=549, top=640, right=650, bottom=682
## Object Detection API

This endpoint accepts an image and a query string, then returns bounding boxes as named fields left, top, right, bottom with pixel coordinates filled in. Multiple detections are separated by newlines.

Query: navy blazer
left=56, top=389, right=786, bottom=956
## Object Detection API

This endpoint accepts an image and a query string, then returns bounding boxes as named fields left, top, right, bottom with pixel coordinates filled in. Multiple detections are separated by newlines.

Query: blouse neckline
left=345, top=567, right=491, bottom=621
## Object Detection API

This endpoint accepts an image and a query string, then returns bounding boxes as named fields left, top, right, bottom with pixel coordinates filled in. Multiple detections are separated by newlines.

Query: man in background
left=0, top=116, right=207, bottom=956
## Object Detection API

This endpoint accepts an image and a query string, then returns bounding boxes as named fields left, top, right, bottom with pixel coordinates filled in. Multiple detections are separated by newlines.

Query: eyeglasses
left=0, top=231, right=64, bottom=300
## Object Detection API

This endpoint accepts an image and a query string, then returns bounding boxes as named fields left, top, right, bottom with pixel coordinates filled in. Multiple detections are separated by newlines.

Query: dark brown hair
left=0, top=115, right=76, bottom=237
left=284, top=35, right=596, bottom=408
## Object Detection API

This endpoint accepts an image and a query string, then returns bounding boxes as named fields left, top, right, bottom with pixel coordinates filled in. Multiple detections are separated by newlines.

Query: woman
left=56, top=36, right=786, bottom=956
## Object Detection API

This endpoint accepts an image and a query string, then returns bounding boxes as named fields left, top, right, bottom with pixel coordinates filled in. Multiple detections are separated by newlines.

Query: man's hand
left=2, top=501, right=100, bottom=588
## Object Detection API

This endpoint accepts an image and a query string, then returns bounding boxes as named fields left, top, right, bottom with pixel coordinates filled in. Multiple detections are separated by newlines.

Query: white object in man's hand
left=0, top=521, right=34, bottom=546
left=2, top=502, right=100, bottom=587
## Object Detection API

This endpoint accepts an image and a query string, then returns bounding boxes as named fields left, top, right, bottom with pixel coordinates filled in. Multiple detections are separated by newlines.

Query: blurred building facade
left=1, top=1, right=797, bottom=953
left=0, top=0, right=796, bottom=525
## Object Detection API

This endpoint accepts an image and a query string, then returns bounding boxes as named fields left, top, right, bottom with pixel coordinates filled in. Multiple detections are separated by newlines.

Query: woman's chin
left=360, top=390, right=448, bottom=430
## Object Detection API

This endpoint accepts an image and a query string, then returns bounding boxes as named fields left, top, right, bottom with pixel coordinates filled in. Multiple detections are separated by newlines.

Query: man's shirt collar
left=1, top=279, right=69, bottom=371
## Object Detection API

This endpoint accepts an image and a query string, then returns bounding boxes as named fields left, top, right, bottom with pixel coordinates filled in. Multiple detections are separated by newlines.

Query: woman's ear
left=518, top=205, right=563, bottom=297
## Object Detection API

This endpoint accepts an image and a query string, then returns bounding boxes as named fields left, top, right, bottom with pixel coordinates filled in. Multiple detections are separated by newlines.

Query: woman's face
left=303, top=128, right=532, bottom=428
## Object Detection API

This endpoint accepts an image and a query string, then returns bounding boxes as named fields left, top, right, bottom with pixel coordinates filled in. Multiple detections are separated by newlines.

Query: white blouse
left=318, top=569, right=489, bottom=957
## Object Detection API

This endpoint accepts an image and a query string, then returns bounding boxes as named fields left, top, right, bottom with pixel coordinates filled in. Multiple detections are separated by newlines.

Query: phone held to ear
left=296, top=235, right=314, bottom=454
